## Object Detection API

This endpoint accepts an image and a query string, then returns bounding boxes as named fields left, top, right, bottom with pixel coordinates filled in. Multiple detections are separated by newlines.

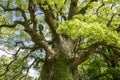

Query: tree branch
left=0, top=20, right=25, bottom=28
left=107, top=14, right=115, bottom=27
left=78, top=0, right=98, bottom=15
left=107, top=45, right=120, bottom=57
left=28, top=0, right=37, bottom=32
left=19, top=58, right=39, bottom=80
left=68, top=0, right=78, bottom=19
left=70, top=42, right=100, bottom=68
left=0, top=47, right=21, bottom=76
left=0, top=4, right=27, bottom=21
left=59, top=0, right=67, bottom=20
left=39, top=1, right=61, bottom=43
left=0, top=44, right=37, bottom=77
left=24, top=27, right=57, bottom=58
left=96, top=0, right=105, bottom=16
left=0, top=1, right=59, bottom=59
left=96, top=51, right=110, bottom=61
left=15, top=41, right=26, bottom=47
left=11, top=64, right=25, bottom=80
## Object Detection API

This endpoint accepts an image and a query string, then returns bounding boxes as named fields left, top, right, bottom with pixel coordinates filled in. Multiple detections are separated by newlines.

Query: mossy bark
left=40, top=53, right=80, bottom=80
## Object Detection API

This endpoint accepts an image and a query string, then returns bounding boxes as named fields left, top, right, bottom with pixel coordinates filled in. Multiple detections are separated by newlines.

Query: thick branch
left=0, top=2, right=57, bottom=59
left=70, top=42, right=100, bottom=68
left=24, top=27, right=57, bottom=58
left=39, top=2, right=61, bottom=43
left=68, top=0, right=78, bottom=19
left=28, top=0, right=37, bottom=32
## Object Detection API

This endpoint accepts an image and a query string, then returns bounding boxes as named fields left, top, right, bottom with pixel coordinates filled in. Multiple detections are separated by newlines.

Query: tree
left=0, top=0, right=120, bottom=80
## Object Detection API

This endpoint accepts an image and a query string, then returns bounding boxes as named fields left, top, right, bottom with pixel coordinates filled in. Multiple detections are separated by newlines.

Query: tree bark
left=40, top=52, right=81, bottom=80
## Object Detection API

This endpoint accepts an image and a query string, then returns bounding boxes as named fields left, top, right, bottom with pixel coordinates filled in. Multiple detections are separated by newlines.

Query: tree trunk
left=40, top=52, right=81, bottom=80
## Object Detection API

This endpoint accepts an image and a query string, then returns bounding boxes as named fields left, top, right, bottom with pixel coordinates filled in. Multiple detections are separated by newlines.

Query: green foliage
left=57, top=17, right=120, bottom=47
left=0, top=0, right=120, bottom=80
left=0, top=16, right=6, bottom=24
left=0, top=55, right=30, bottom=80
left=79, top=54, right=120, bottom=80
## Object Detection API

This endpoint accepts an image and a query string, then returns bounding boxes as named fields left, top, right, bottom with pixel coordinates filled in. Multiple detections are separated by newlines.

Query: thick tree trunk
left=40, top=53, right=81, bottom=80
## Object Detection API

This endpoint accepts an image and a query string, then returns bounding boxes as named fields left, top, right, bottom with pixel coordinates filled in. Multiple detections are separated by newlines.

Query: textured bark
left=40, top=52, right=81, bottom=80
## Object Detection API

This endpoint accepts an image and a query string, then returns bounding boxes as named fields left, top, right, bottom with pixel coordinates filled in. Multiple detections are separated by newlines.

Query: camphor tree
left=0, top=0, right=120, bottom=80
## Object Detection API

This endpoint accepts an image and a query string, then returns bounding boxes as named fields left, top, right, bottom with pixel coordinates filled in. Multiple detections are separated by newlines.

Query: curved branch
left=96, top=0, right=105, bottom=16
left=0, top=4, right=27, bottom=21
left=15, top=41, right=26, bottom=47
left=0, top=21, right=25, bottom=28
left=39, top=1, right=61, bottom=43
left=0, top=2, right=59, bottom=59
left=70, top=42, right=100, bottom=68
left=24, top=27, right=57, bottom=58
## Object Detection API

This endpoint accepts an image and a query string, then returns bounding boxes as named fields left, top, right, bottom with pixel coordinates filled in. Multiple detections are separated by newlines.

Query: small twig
left=0, top=48, right=14, bottom=55
left=15, top=41, right=25, bottom=47
left=96, top=0, right=105, bottom=16
left=19, top=58, right=38, bottom=80
left=0, top=46, right=34, bottom=77
left=0, top=47, right=20, bottom=76
left=107, top=14, right=115, bottom=27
